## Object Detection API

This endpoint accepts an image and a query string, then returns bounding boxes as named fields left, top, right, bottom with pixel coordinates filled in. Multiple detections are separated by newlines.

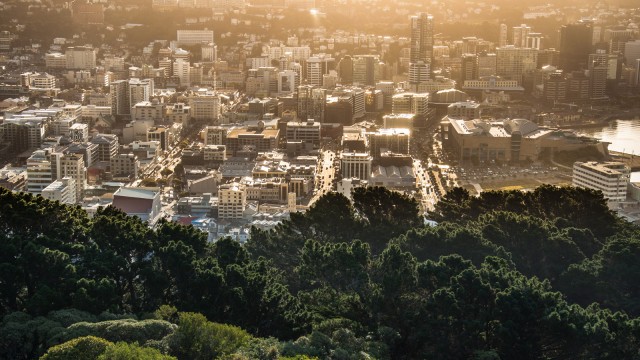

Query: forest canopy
left=1, top=185, right=640, bottom=359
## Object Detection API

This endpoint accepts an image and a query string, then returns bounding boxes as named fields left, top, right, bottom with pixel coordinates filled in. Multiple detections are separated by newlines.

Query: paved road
left=308, top=150, right=336, bottom=207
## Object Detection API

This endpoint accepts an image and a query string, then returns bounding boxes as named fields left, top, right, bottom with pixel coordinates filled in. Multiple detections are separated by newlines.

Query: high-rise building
left=477, top=52, right=497, bottom=77
left=218, top=182, right=246, bottom=219
left=543, top=70, right=567, bottom=104
left=624, top=40, right=640, bottom=66
left=278, top=70, right=298, bottom=94
left=189, top=91, right=220, bottom=122
left=526, top=33, right=543, bottom=50
left=60, top=153, right=86, bottom=201
left=173, top=59, right=191, bottom=86
left=588, top=51, right=608, bottom=100
left=461, top=55, right=477, bottom=82
left=304, top=55, right=335, bottom=86
left=352, top=55, right=379, bottom=86
left=496, top=46, right=538, bottom=84
left=499, top=23, right=508, bottom=47
left=26, top=149, right=56, bottom=195
left=110, top=80, right=129, bottom=116
left=559, top=23, right=593, bottom=72
left=512, top=24, right=532, bottom=48
left=201, top=43, right=217, bottom=62
left=391, top=93, right=429, bottom=117
left=297, top=85, right=325, bottom=121
left=410, top=13, right=434, bottom=64
left=408, top=61, right=431, bottom=91
left=91, top=134, right=118, bottom=162
left=367, top=128, right=410, bottom=158
left=338, top=55, right=353, bottom=84
left=109, top=78, right=152, bottom=117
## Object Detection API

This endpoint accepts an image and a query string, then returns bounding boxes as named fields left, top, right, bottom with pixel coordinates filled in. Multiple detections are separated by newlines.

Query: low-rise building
left=42, top=177, right=77, bottom=204
left=573, top=161, right=630, bottom=202
left=112, top=187, right=162, bottom=222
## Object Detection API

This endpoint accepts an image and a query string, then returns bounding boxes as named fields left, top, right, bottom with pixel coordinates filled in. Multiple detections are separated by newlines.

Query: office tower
left=512, top=24, right=532, bottom=48
left=625, top=40, right=640, bottom=66
left=352, top=55, right=379, bottom=86
left=462, top=37, right=478, bottom=55
left=526, top=33, right=542, bottom=50
left=410, top=13, right=434, bottom=64
left=60, top=153, right=86, bottom=201
left=158, top=58, right=172, bottom=77
left=278, top=70, right=298, bottom=94
left=559, top=23, right=593, bottom=72
left=297, top=85, right=325, bottom=122
left=129, top=78, right=153, bottom=108
left=304, top=55, right=334, bottom=86
left=461, top=55, right=477, bottom=82
left=26, top=149, right=55, bottom=195
left=537, top=48, right=560, bottom=68
left=409, top=61, right=430, bottom=90
left=543, top=70, right=567, bottom=104
left=110, top=80, right=129, bottom=116
left=605, top=29, right=634, bottom=55
left=477, top=52, right=497, bottom=77
left=338, top=55, right=353, bottom=84
left=499, top=23, right=508, bottom=48
left=496, top=46, right=538, bottom=84
left=588, top=51, right=608, bottom=100
left=566, top=71, right=590, bottom=101
left=110, top=78, right=153, bottom=117
left=173, top=58, right=191, bottom=86
left=201, top=43, right=217, bottom=62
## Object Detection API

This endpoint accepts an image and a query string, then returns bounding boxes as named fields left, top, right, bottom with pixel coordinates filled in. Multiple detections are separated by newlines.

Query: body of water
left=580, top=119, right=640, bottom=154
left=579, top=119, right=640, bottom=181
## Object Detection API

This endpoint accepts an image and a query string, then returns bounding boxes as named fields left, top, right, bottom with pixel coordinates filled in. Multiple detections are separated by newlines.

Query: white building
left=189, top=91, right=220, bottom=122
left=218, top=182, right=247, bottom=219
left=26, top=149, right=55, bottom=195
left=177, top=30, right=214, bottom=46
left=341, top=152, right=372, bottom=181
left=65, top=46, right=97, bottom=70
left=69, top=123, right=89, bottom=142
left=173, top=59, right=191, bottom=86
left=112, top=187, right=162, bottom=222
left=572, top=161, right=630, bottom=202
left=42, top=177, right=76, bottom=204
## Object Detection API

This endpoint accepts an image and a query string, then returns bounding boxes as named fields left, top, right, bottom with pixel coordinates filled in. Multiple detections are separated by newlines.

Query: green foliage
left=97, top=342, right=176, bottom=360
left=167, top=312, right=251, bottom=360
left=60, top=319, right=176, bottom=345
left=4, top=184, right=640, bottom=359
left=40, top=336, right=112, bottom=360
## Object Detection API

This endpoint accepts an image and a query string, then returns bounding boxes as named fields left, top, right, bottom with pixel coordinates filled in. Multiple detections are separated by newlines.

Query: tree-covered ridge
left=1, top=186, right=640, bottom=359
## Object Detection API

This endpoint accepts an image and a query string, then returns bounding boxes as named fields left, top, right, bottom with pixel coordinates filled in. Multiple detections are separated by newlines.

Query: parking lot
left=453, top=164, right=572, bottom=195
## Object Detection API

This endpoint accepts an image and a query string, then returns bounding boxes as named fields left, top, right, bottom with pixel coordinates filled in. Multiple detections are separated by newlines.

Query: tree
left=40, top=336, right=113, bottom=360
left=86, top=206, right=155, bottom=313
left=168, top=312, right=251, bottom=360
left=97, top=342, right=176, bottom=360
